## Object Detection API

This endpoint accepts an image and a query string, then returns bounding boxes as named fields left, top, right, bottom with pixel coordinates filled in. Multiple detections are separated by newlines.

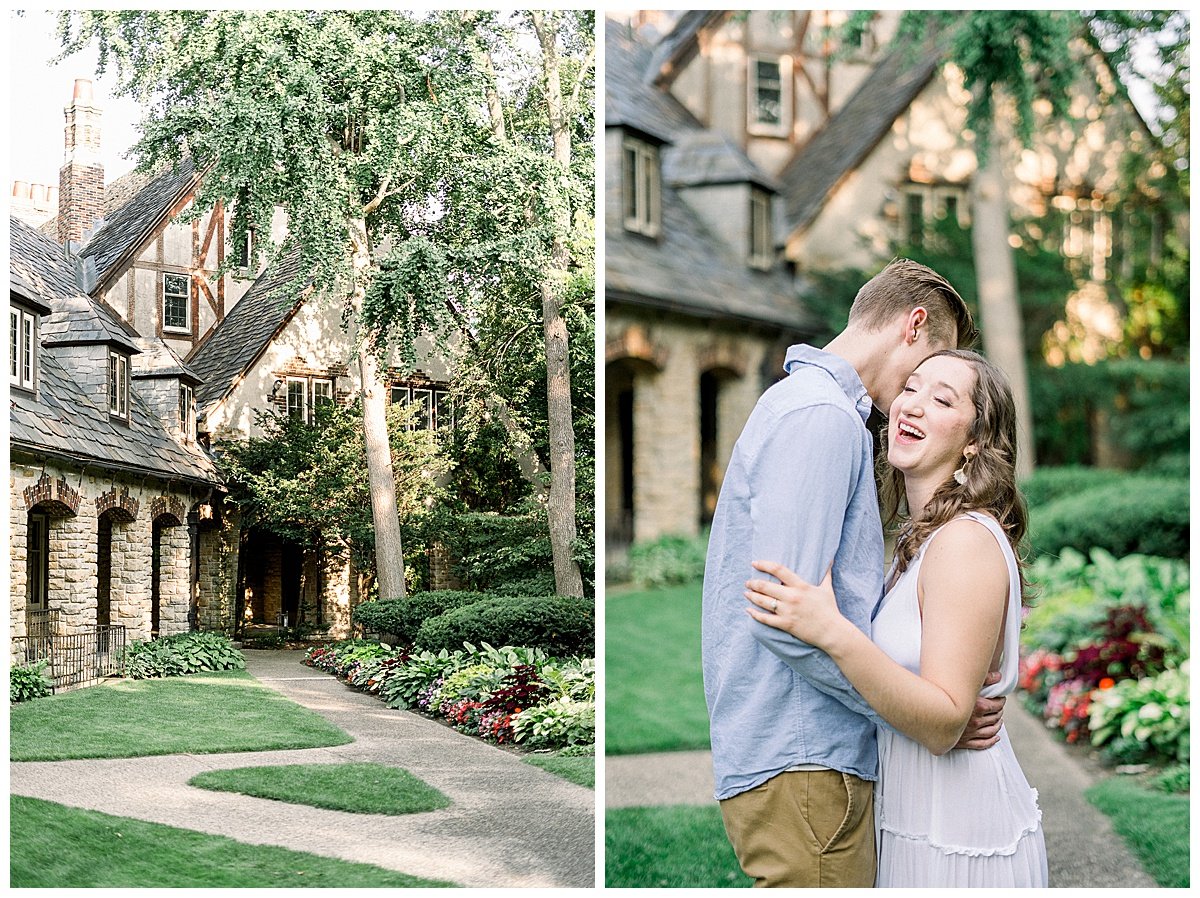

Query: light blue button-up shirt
left=701, top=344, right=887, bottom=800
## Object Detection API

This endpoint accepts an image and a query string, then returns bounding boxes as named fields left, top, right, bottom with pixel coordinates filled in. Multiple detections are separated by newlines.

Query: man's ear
left=905, top=307, right=928, bottom=345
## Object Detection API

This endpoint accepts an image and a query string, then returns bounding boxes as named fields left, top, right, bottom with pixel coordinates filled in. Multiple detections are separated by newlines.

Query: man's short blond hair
left=848, top=258, right=976, bottom=348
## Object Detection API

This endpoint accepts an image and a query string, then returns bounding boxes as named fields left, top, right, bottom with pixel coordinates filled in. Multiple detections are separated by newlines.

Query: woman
left=745, top=349, right=1048, bottom=888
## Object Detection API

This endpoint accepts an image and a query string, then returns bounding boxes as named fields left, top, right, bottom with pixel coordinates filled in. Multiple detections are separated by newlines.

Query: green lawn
left=10, top=670, right=352, bottom=761
left=1085, top=774, right=1190, bottom=888
left=189, top=763, right=450, bottom=815
left=10, top=795, right=456, bottom=888
left=524, top=754, right=595, bottom=788
left=605, top=805, right=750, bottom=888
left=606, top=581, right=710, bottom=754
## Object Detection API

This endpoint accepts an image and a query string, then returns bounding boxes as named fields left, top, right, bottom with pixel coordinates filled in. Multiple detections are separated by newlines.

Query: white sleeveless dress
left=872, top=511, right=1049, bottom=887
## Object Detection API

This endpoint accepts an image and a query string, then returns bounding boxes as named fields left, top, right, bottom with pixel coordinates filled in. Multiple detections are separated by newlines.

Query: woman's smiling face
left=887, top=354, right=978, bottom=479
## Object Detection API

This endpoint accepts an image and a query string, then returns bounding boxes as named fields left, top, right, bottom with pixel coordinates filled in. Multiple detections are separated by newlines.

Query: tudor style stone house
left=10, top=79, right=454, bottom=657
left=605, top=10, right=1167, bottom=553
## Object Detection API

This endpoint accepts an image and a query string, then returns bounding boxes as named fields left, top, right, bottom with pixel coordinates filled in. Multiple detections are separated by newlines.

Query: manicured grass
left=189, top=763, right=450, bottom=815
left=524, top=753, right=595, bottom=788
left=10, top=670, right=352, bottom=761
left=606, top=581, right=710, bottom=754
left=605, top=805, right=750, bottom=888
left=1085, top=774, right=1190, bottom=888
left=10, top=795, right=457, bottom=888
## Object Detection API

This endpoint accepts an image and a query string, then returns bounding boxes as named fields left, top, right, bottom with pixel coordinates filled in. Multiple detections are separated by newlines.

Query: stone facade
left=606, top=313, right=780, bottom=543
left=10, top=458, right=205, bottom=652
left=195, top=506, right=240, bottom=635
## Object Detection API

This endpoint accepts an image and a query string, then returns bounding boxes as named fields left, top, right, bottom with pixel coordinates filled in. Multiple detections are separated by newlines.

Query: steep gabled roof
left=77, top=158, right=200, bottom=293
left=779, top=39, right=943, bottom=237
left=605, top=19, right=817, bottom=333
left=644, top=10, right=729, bottom=87
left=8, top=216, right=219, bottom=486
left=10, top=218, right=141, bottom=354
left=605, top=18, right=703, bottom=143
left=132, top=337, right=202, bottom=384
left=187, top=246, right=309, bottom=412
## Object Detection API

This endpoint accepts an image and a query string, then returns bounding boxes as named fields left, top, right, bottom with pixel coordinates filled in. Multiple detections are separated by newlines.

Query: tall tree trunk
left=531, top=11, right=585, bottom=598
left=970, top=123, right=1036, bottom=480
left=350, top=217, right=406, bottom=600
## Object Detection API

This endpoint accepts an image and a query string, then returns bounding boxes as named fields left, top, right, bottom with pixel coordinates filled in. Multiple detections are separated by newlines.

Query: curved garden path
left=10, top=649, right=595, bottom=888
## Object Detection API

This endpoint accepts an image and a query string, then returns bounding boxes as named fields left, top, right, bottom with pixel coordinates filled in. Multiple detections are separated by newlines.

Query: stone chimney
left=58, top=78, right=105, bottom=249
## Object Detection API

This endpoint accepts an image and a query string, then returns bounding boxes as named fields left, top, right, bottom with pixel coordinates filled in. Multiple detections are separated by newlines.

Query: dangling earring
left=953, top=452, right=974, bottom=486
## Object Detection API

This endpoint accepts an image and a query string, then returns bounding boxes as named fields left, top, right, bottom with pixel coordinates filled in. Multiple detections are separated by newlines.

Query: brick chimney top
left=73, top=78, right=94, bottom=103
left=59, top=78, right=105, bottom=248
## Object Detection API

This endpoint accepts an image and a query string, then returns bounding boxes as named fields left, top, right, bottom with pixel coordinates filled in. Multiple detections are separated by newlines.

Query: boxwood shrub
left=415, top=595, right=595, bottom=658
left=1029, top=476, right=1189, bottom=559
left=352, top=591, right=490, bottom=645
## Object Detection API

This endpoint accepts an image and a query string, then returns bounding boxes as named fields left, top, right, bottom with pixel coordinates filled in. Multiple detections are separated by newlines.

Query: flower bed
left=303, top=639, right=594, bottom=751
left=1019, top=548, right=1189, bottom=768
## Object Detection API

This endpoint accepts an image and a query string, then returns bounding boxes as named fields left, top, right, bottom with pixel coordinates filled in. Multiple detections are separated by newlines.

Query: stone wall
left=605, top=310, right=779, bottom=544
left=196, top=504, right=240, bottom=633
left=10, top=459, right=208, bottom=648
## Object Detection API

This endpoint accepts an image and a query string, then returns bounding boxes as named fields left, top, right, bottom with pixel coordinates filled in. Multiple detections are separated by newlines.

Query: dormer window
left=109, top=350, right=129, bottom=420
left=747, top=55, right=792, bottom=137
left=622, top=135, right=661, bottom=238
left=749, top=188, right=773, bottom=270
left=179, top=382, right=196, bottom=440
left=10, top=306, right=37, bottom=392
left=162, top=272, right=191, bottom=333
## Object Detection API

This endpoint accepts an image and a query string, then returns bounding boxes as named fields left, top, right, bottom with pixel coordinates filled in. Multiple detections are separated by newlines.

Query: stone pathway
left=10, top=649, right=595, bottom=888
left=606, top=702, right=1157, bottom=888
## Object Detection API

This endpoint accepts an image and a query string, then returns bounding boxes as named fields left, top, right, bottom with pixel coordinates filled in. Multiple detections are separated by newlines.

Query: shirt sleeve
left=746, top=401, right=887, bottom=727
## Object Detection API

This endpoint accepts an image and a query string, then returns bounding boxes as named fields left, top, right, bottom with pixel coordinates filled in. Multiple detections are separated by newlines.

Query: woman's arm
left=746, top=518, right=1008, bottom=755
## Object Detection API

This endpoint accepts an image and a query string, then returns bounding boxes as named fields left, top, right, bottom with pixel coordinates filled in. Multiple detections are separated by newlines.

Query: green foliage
left=10, top=661, right=52, bottom=703
left=1151, top=764, right=1189, bottom=795
left=415, top=595, right=595, bottom=658
left=1020, top=466, right=1127, bottom=508
left=1089, top=662, right=1190, bottom=764
left=218, top=401, right=446, bottom=571
left=414, top=502, right=563, bottom=596
left=512, top=696, right=595, bottom=748
left=1029, top=477, right=1189, bottom=559
left=124, top=632, right=246, bottom=679
left=1030, top=360, right=1189, bottom=467
left=352, top=590, right=489, bottom=645
left=626, top=532, right=710, bottom=589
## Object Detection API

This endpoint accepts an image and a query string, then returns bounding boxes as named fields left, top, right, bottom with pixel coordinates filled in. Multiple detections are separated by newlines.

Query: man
left=701, top=259, right=1001, bottom=888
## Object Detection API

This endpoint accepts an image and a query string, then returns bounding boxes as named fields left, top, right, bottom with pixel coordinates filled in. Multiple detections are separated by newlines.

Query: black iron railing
left=11, top=622, right=126, bottom=693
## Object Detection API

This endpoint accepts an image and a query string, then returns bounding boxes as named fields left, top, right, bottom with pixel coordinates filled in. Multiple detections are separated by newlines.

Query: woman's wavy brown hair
left=877, top=349, right=1034, bottom=605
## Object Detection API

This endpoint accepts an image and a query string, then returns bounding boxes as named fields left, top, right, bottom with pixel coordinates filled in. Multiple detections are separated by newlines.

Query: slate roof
left=779, top=38, right=943, bottom=236
left=664, top=130, right=781, bottom=191
left=605, top=19, right=816, bottom=333
left=77, top=158, right=200, bottom=293
left=644, top=11, right=728, bottom=86
left=36, top=167, right=161, bottom=241
left=11, top=218, right=141, bottom=354
left=132, top=337, right=202, bottom=384
left=187, top=245, right=309, bottom=412
left=9, top=217, right=219, bottom=485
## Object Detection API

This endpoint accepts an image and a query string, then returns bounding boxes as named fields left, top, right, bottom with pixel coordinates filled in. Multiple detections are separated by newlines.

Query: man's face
left=879, top=323, right=956, bottom=411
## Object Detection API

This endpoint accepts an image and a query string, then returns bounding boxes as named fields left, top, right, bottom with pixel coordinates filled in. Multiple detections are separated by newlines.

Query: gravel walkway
left=11, top=649, right=595, bottom=888
left=605, top=701, right=1156, bottom=888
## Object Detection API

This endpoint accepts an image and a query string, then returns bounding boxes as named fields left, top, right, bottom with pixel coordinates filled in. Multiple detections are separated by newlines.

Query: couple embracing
left=701, top=260, right=1049, bottom=888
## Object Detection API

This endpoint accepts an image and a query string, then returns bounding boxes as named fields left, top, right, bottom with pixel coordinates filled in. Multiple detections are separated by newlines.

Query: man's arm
left=744, top=401, right=887, bottom=726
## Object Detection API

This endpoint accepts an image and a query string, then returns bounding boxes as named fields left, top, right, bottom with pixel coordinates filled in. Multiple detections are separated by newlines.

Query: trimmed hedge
left=1020, top=465, right=1128, bottom=509
left=415, top=595, right=595, bottom=658
left=352, top=591, right=489, bottom=646
left=1029, top=477, right=1189, bottom=559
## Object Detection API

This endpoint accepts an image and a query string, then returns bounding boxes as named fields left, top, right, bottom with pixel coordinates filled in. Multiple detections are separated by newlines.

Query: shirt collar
left=783, top=344, right=873, bottom=424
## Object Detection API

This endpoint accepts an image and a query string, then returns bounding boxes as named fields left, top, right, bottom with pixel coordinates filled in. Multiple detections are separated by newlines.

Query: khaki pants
left=720, top=769, right=876, bottom=888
